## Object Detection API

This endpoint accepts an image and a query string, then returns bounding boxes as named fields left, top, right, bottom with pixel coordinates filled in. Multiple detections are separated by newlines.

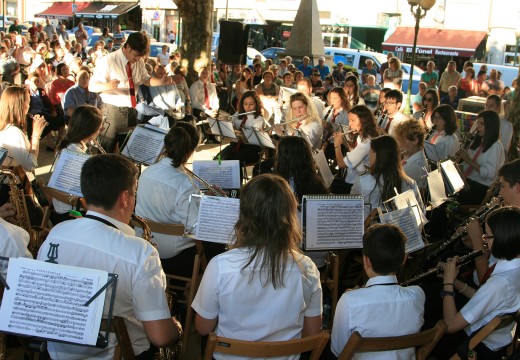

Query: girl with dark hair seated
left=456, top=110, right=505, bottom=205
left=427, top=104, right=461, bottom=160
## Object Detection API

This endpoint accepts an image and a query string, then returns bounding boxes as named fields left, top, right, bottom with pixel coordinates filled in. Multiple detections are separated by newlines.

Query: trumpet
left=184, top=167, right=228, bottom=197
left=424, top=199, right=500, bottom=265
left=401, top=249, right=487, bottom=286
left=90, top=139, right=107, bottom=154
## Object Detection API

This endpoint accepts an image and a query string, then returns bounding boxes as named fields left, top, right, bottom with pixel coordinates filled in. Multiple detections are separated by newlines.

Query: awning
left=382, top=27, right=487, bottom=57
left=75, top=2, right=139, bottom=18
left=37, top=2, right=90, bottom=18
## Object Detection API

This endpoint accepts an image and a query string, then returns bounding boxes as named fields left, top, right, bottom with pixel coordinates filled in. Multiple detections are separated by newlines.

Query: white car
left=246, top=47, right=266, bottom=66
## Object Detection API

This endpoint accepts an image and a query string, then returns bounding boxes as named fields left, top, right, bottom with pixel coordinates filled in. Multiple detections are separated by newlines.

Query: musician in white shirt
left=427, top=104, right=460, bottom=160
left=394, top=119, right=429, bottom=188
left=380, top=89, right=407, bottom=136
left=0, top=203, right=32, bottom=278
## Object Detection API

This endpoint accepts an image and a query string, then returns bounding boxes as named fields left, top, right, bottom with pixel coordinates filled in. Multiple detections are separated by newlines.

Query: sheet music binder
left=439, top=159, right=468, bottom=196
left=0, top=256, right=118, bottom=349
left=242, top=126, right=276, bottom=149
left=121, top=124, right=167, bottom=166
left=301, top=195, right=364, bottom=250
left=207, top=118, right=236, bottom=139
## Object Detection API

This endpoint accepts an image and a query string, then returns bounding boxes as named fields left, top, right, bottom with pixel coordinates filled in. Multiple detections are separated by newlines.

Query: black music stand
left=207, top=118, right=237, bottom=163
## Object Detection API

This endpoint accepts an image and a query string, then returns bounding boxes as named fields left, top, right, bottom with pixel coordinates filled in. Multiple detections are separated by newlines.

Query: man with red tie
left=189, top=66, right=220, bottom=143
left=90, top=32, right=175, bottom=152
left=381, top=89, right=407, bottom=136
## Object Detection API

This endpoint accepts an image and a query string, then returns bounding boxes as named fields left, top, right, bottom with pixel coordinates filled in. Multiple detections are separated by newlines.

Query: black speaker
left=218, top=21, right=249, bottom=65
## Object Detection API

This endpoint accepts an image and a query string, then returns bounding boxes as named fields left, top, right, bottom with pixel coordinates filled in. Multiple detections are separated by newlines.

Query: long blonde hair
left=286, top=92, right=320, bottom=126
left=0, top=86, right=30, bottom=132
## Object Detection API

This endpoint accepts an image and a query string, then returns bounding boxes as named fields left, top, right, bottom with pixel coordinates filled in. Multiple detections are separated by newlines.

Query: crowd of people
left=0, top=20, right=519, bottom=360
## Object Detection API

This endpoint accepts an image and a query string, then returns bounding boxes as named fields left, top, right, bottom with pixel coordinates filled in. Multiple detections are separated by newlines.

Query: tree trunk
left=173, top=0, right=214, bottom=86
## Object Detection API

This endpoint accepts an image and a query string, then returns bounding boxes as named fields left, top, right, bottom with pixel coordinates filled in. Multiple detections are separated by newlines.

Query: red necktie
left=296, top=122, right=302, bottom=129
left=430, top=132, right=440, bottom=143
left=480, top=263, right=496, bottom=285
left=464, top=145, right=484, bottom=177
left=331, top=112, right=338, bottom=124
left=204, top=82, right=210, bottom=109
left=385, top=118, right=393, bottom=133
left=125, top=62, right=137, bottom=108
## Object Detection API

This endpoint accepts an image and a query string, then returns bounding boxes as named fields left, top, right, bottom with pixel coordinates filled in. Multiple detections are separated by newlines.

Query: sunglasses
left=424, top=97, right=434, bottom=102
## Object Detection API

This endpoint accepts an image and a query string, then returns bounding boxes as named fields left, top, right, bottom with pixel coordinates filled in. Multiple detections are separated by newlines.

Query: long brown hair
left=234, top=174, right=303, bottom=289
left=0, top=86, right=30, bottom=132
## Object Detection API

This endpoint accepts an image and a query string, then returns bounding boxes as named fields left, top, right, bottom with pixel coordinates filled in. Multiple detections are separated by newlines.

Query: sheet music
left=386, top=189, right=427, bottom=226
left=47, top=149, right=91, bottom=197
left=303, top=196, right=364, bottom=250
left=0, top=258, right=107, bottom=345
left=242, top=127, right=276, bottom=149
left=192, top=160, right=241, bottom=189
left=121, top=125, right=166, bottom=165
left=424, top=141, right=441, bottom=162
left=195, top=196, right=239, bottom=244
left=208, top=118, right=236, bottom=139
left=440, top=160, right=465, bottom=195
left=427, top=169, right=448, bottom=208
left=380, top=207, right=425, bottom=253
left=313, top=150, right=334, bottom=187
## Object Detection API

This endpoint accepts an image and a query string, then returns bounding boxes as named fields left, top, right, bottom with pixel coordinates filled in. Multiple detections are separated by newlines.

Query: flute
left=401, top=249, right=487, bottom=286
left=279, top=114, right=308, bottom=126
left=184, top=167, right=228, bottom=197
left=328, top=129, right=355, bottom=142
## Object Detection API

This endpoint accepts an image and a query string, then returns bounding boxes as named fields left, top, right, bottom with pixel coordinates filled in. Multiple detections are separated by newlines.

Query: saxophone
left=130, top=214, right=157, bottom=247
left=0, top=169, right=38, bottom=256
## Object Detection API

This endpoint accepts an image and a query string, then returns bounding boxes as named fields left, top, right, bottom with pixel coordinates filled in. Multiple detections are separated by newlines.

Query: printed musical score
left=0, top=258, right=107, bottom=345
left=208, top=118, right=236, bottom=139
left=427, top=169, right=448, bottom=208
left=242, top=127, right=276, bottom=149
left=195, top=196, right=239, bottom=244
left=440, top=160, right=465, bottom=195
left=121, top=125, right=166, bottom=165
left=313, top=150, right=334, bottom=187
left=48, top=149, right=90, bottom=197
left=380, top=207, right=425, bottom=253
left=303, top=196, right=364, bottom=250
left=386, top=189, right=427, bottom=227
left=193, top=160, right=241, bottom=189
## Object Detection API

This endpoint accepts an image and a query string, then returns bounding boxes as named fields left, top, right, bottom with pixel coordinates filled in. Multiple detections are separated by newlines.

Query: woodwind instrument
left=376, top=109, right=388, bottom=128
left=130, top=214, right=157, bottom=248
left=184, top=167, right=228, bottom=197
left=452, top=130, right=477, bottom=163
left=321, top=106, right=334, bottom=144
left=401, top=249, right=487, bottom=286
left=425, top=126, right=435, bottom=142
left=279, top=114, right=308, bottom=126
left=424, top=200, right=500, bottom=265
left=0, top=169, right=37, bottom=256
left=373, top=102, right=384, bottom=118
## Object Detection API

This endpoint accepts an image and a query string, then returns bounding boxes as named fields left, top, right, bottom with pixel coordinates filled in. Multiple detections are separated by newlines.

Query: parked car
left=261, top=47, right=286, bottom=61
left=85, top=33, right=103, bottom=53
left=68, top=26, right=102, bottom=37
left=246, top=47, right=266, bottom=66
left=149, top=42, right=176, bottom=58
left=401, top=63, right=424, bottom=95
left=472, top=63, right=519, bottom=87
left=123, top=30, right=157, bottom=43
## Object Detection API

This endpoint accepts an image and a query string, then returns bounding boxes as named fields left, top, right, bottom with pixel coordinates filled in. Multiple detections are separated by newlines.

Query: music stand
left=241, top=127, right=276, bottom=179
left=207, top=118, right=237, bottom=163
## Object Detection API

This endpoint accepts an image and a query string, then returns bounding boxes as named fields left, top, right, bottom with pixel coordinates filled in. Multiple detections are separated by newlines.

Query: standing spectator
left=43, top=19, right=55, bottom=40
left=332, top=61, right=347, bottom=85
left=298, top=56, right=313, bottom=78
left=438, top=60, right=461, bottom=98
left=314, top=56, right=330, bottom=80
left=100, top=27, right=113, bottom=44
left=28, top=22, right=38, bottom=37
left=309, top=70, right=324, bottom=95
left=252, top=62, right=263, bottom=86
left=8, top=19, right=22, bottom=34
left=383, top=57, right=404, bottom=90
left=113, top=24, right=125, bottom=49
left=56, top=24, right=69, bottom=41
left=74, top=22, right=88, bottom=49
left=460, top=60, right=473, bottom=78
left=269, top=64, right=283, bottom=86
left=420, top=61, right=439, bottom=89
left=361, top=59, right=377, bottom=84
left=457, top=66, right=478, bottom=98
left=379, top=52, right=393, bottom=82
left=167, top=30, right=175, bottom=44
left=157, top=45, right=170, bottom=66
left=483, top=69, right=505, bottom=96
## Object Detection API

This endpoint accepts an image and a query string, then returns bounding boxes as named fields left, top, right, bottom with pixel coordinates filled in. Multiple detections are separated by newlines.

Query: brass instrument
left=90, top=139, right=107, bottom=154
left=424, top=199, right=500, bottom=265
left=130, top=214, right=157, bottom=247
left=184, top=167, right=228, bottom=197
left=0, top=169, right=38, bottom=256
left=401, top=249, right=487, bottom=286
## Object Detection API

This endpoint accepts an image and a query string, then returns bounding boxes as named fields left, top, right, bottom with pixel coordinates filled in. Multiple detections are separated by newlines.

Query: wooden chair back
left=40, top=185, right=86, bottom=228
left=203, top=331, right=330, bottom=360
left=100, top=316, right=135, bottom=360
left=449, top=312, right=518, bottom=360
left=337, top=320, right=447, bottom=360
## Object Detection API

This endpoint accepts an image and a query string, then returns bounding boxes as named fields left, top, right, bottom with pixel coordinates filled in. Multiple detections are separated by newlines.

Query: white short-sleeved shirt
left=192, top=247, right=322, bottom=360
left=0, top=124, right=37, bottom=172
left=37, top=211, right=170, bottom=359
left=461, top=141, right=505, bottom=186
left=460, top=258, right=520, bottom=350
left=90, top=49, right=151, bottom=107
left=429, top=131, right=460, bottom=160
left=331, top=275, right=425, bottom=359
left=189, top=80, right=220, bottom=112
left=135, top=158, right=199, bottom=259
left=0, top=217, right=32, bottom=278
left=343, top=137, right=371, bottom=184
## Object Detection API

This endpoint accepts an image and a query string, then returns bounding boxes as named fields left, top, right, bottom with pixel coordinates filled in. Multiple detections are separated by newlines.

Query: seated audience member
left=192, top=174, right=322, bottom=349
left=62, top=70, right=104, bottom=121
left=440, top=85, right=461, bottom=109
left=37, top=154, right=182, bottom=359
left=394, top=119, right=429, bottom=188
left=330, top=223, right=425, bottom=358
left=412, top=82, right=427, bottom=112
left=360, top=74, right=381, bottom=110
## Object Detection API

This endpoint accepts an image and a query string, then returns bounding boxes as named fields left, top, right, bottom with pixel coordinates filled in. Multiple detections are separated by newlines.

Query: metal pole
left=404, top=5, right=421, bottom=115
left=225, top=0, right=228, bottom=20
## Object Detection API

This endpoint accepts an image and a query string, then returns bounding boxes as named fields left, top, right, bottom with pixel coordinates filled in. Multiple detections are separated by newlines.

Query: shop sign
left=388, top=45, right=471, bottom=57
left=282, top=31, right=291, bottom=38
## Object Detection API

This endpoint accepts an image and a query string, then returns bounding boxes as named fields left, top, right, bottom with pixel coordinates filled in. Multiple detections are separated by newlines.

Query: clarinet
left=322, top=106, right=334, bottom=143
left=377, top=109, right=388, bottom=128
left=424, top=201, right=500, bottom=265
left=401, top=249, right=487, bottom=286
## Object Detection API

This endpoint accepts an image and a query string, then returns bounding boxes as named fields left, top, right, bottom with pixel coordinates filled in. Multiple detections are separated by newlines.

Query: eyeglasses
left=384, top=101, right=397, bottom=105
left=482, top=234, right=494, bottom=242
left=424, top=97, right=434, bottom=102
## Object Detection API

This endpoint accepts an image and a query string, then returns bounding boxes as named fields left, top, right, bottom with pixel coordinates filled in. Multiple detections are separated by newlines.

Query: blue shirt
left=315, top=65, right=331, bottom=80
left=297, top=64, right=313, bottom=78
left=62, top=84, right=103, bottom=114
